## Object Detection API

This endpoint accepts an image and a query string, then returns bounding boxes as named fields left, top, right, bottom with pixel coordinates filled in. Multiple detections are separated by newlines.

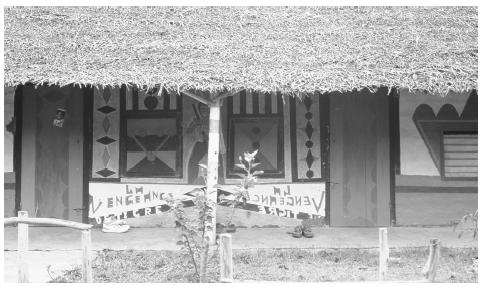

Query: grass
left=49, top=247, right=478, bottom=283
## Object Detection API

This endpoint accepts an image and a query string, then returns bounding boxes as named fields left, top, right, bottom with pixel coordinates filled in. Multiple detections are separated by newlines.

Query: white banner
left=247, top=183, right=325, bottom=217
left=88, top=183, right=200, bottom=220
left=89, top=182, right=326, bottom=222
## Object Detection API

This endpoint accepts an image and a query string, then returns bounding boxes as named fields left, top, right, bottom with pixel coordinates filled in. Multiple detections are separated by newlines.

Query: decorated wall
left=399, top=89, right=477, bottom=176
left=291, top=96, right=323, bottom=180
left=88, top=90, right=326, bottom=225
left=91, top=87, right=121, bottom=178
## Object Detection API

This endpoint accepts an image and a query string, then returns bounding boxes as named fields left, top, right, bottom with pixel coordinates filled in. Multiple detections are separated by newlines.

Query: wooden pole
left=219, top=234, right=233, bottom=282
left=81, top=229, right=93, bottom=283
left=378, top=228, right=388, bottom=281
left=4, top=217, right=92, bottom=230
left=206, top=100, right=221, bottom=243
left=17, top=211, right=29, bottom=283
left=422, top=239, right=441, bottom=282
left=199, top=100, right=221, bottom=283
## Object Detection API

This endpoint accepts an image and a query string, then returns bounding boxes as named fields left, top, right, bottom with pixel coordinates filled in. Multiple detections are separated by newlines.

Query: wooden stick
left=378, top=228, right=388, bottom=281
left=213, top=90, right=240, bottom=102
left=219, top=234, right=233, bottom=283
left=181, top=90, right=214, bottom=106
left=199, top=100, right=222, bottom=283
left=17, top=211, right=29, bottom=283
left=422, top=239, right=441, bottom=282
left=206, top=100, right=221, bottom=243
left=81, top=229, right=93, bottom=283
left=4, top=217, right=92, bottom=230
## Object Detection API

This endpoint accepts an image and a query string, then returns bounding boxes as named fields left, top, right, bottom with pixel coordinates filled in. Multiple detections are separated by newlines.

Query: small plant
left=219, top=149, right=264, bottom=231
left=453, top=210, right=478, bottom=239
left=46, top=264, right=82, bottom=283
left=166, top=164, right=217, bottom=283
left=167, top=150, right=263, bottom=281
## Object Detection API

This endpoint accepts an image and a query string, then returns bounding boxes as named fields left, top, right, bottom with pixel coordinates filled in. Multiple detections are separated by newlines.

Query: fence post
left=422, top=239, right=441, bottom=282
left=17, top=211, right=29, bottom=283
left=219, top=234, right=233, bottom=282
left=81, top=229, right=93, bottom=283
left=378, top=228, right=388, bottom=281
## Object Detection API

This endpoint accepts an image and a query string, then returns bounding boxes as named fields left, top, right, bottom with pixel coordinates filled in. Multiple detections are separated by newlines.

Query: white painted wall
left=399, top=88, right=472, bottom=176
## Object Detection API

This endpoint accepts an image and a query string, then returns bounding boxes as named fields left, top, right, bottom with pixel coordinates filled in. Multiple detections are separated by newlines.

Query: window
left=120, top=87, right=183, bottom=178
left=442, top=131, right=478, bottom=180
left=227, top=90, right=284, bottom=178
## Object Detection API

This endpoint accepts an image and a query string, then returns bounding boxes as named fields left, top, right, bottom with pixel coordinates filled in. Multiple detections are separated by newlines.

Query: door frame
left=14, top=85, right=24, bottom=216
left=16, top=84, right=91, bottom=222
left=327, top=88, right=393, bottom=227
left=82, top=85, right=94, bottom=223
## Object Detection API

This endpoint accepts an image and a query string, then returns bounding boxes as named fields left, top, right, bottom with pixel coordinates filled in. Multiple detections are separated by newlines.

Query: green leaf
left=251, top=162, right=260, bottom=168
left=235, top=163, right=246, bottom=169
left=252, top=170, right=264, bottom=176
left=232, top=173, right=246, bottom=178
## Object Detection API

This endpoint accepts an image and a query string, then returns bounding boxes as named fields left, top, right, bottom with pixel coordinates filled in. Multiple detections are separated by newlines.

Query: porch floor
left=3, top=226, right=477, bottom=283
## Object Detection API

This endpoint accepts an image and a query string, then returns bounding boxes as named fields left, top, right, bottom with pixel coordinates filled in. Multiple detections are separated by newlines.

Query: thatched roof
left=4, top=6, right=478, bottom=96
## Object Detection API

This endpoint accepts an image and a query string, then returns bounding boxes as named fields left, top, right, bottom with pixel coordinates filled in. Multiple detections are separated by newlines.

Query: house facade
left=4, top=6, right=478, bottom=228
left=4, top=85, right=477, bottom=227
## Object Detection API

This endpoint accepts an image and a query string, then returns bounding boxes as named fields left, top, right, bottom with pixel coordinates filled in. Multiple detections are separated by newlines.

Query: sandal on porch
left=302, top=226, right=314, bottom=238
left=292, top=225, right=303, bottom=238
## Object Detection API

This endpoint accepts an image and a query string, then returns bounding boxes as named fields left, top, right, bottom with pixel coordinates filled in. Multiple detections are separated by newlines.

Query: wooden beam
left=181, top=90, right=214, bottom=106
left=4, top=217, right=93, bottom=230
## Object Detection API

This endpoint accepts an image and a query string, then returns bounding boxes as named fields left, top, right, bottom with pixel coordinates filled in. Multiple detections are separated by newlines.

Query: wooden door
left=21, top=85, right=84, bottom=221
left=329, top=88, right=390, bottom=227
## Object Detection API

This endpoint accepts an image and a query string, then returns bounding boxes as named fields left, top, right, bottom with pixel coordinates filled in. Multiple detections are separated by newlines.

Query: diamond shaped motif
left=306, top=150, right=314, bottom=168
left=96, top=136, right=116, bottom=145
left=305, top=122, right=314, bottom=139
left=96, top=168, right=115, bottom=178
left=97, top=105, right=116, bottom=114
left=303, top=96, right=312, bottom=111
left=102, top=117, right=110, bottom=133
left=103, top=88, right=111, bottom=104
left=102, top=146, right=110, bottom=166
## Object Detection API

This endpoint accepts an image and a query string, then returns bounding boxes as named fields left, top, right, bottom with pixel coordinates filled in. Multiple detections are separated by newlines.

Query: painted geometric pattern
left=233, top=120, right=279, bottom=172
left=231, top=90, right=283, bottom=115
left=295, top=96, right=322, bottom=179
left=125, top=87, right=178, bottom=111
left=92, top=87, right=120, bottom=178
left=124, top=118, right=178, bottom=176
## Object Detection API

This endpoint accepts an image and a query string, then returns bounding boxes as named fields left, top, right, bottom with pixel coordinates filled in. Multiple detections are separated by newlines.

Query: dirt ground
left=47, top=247, right=478, bottom=283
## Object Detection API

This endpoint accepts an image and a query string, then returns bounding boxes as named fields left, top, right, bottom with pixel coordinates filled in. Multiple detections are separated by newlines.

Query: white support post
left=378, top=228, right=388, bottom=281
left=206, top=100, right=221, bottom=244
left=18, top=211, right=29, bottom=283
left=81, top=229, right=93, bottom=282
left=219, top=234, right=233, bottom=282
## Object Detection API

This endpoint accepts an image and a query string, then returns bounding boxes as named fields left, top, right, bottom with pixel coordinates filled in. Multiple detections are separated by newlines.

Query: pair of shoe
left=292, top=225, right=314, bottom=238
left=102, top=215, right=130, bottom=233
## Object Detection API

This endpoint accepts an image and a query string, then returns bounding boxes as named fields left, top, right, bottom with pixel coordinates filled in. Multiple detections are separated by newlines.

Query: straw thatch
left=4, top=6, right=478, bottom=96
